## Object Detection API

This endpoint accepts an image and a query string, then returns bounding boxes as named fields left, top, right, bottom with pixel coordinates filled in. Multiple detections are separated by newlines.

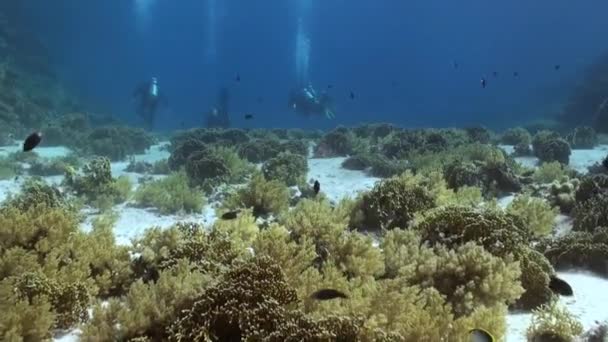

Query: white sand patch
left=498, top=195, right=515, bottom=209
left=500, top=144, right=608, bottom=173
left=307, top=157, right=381, bottom=202
left=80, top=202, right=216, bottom=246
left=0, top=142, right=73, bottom=159
left=554, top=214, right=573, bottom=237
left=506, top=271, right=608, bottom=342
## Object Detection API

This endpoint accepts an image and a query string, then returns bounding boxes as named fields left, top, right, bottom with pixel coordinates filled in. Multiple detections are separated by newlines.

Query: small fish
left=452, top=61, right=459, bottom=69
left=221, top=210, right=240, bottom=220
left=480, top=78, right=486, bottom=88
left=549, top=275, right=573, bottom=296
left=327, top=84, right=333, bottom=89
left=349, top=91, right=355, bottom=99
left=14, top=175, right=19, bottom=181
left=602, top=155, right=608, bottom=169
left=244, top=114, right=254, bottom=120
left=23, top=131, right=42, bottom=152
left=310, top=289, right=348, bottom=301
left=492, top=71, right=498, bottom=77
left=554, top=64, right=560, bottom=70
left=235, top=73, right=241, bottom=82
left=513, top=71, right=519, bottom=77
left=313, top=180, right=320, bottom=195
left=256, top=96, right=264, bottom=103
left=469, top=328, right=494, bottom=342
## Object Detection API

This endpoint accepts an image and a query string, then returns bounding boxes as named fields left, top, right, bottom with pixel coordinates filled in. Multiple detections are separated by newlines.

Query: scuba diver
left=132, top=77, right=168, bottom=130
left=205, top=87, right=231, bottom=128
left=289, top=84, right=335, bottom=119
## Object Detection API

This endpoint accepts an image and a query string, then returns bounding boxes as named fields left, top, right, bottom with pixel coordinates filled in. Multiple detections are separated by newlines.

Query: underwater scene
left=2, top=1, right=608, bottom=341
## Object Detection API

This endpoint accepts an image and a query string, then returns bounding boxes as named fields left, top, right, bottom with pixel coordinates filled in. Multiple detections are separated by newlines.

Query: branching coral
left=184, top=146, right=254, bottom=192
left=360, top=171, right=436, bottom=230
left=533, top=161, right=570, bottom=184
left=237, top=138, right=283, bottom=163
left=222, top=172, right=290, bottom=217
left=526, top=300, right=583, bottom=342
left=573, top=193, right=608, bottom=232
left=81, top=260, right=210, bottom=342
left=63, top=157, right=132, bottom=207
left=314, top=126, right=359, bottom=157
left=465, top=126, right=492, bottom=144
left=3, top=177, right=72, bottom=212
left=501, top=127, right=532, bottom=145
left=134, top=171, right=205, bottom=214
left=506, top=195, right=558, bottom=237
left=415, top=206, right=555, bottom=310
left=537, top=227, right=608, bottom=276
left=262, top=151, right=308, bottom=186
left=532, top=131, right=571, bottom=164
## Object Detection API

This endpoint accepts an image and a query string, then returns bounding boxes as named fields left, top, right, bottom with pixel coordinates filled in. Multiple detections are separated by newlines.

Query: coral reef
left=533, top=161, right=570, bottom=184
left=506, top=195, right=558, bottom=237
left=465, top=125, right=493, bottom=144
left=415, top=206, right=555, bottom=310
left=567, top=126, right=598, bottom=149
left=526, top=301, right=583, bottom=342
left=63, top=157, right=132, bottom=208
left=82, top=126, right=156, bottom=161
left=360, top=171, right=436, bottom=230
left=573, top=193, right=608, bottom=232
left=222, top=172, right=290, bottom=218
left=314, top=127, right=359, bottom=157
left=134, top=171, right=205, bottom=214
left=538, top=227, right=608, bottom=276
left=532, top=131, right=571, bottom=164
left=501, top=127, right=532, bottom=145
left=184, top=146, right=254, bottom=193
left=262, top=151, right=308, bottom=186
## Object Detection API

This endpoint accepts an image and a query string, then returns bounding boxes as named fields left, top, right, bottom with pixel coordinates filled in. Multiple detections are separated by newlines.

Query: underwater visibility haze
left=2, top=0, right=608, bottom=341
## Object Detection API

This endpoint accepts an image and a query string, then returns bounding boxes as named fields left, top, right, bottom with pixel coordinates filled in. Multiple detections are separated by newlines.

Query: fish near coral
left=221, top=210, right=241, bottom=220
left=469, top=328, right=494, bottom=342
left=310, top=289, right=348, bottom=301
left=548, top=275, right=573, bottom=296
left=602, top=154, right=608, bottom=170
left=23, top=131, right=42, bottom=152
left=313, top=180, right=320, bottom=195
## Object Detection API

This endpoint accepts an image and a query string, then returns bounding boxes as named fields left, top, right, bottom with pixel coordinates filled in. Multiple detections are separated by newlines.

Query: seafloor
left=0, top=133, right=606, bottom=342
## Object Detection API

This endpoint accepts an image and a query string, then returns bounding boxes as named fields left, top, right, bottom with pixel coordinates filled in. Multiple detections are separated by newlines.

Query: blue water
left=16, top=0, right=608, bottom=132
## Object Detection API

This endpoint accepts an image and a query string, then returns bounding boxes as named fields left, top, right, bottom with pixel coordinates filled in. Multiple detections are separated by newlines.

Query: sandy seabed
left=1, top=142, right=607, bottom=342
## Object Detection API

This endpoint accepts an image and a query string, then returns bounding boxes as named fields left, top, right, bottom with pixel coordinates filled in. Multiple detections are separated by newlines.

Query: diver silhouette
left=132, top=77, right=168, bottom=130
left=289, top=84, right=335, bottom=119
left=205, top=87, right=231, bottom=128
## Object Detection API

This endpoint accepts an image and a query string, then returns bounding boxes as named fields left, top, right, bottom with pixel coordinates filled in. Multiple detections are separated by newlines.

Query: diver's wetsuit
left=133, top=78, right=166, bottom=130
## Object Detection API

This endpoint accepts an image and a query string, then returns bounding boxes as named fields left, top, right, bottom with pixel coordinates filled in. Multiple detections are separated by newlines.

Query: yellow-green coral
left=533, top=161, right=569, bottom=184
left=526, top=300, right=583, bottom=341
left=222, top=172, right=290, bottom=217
left=134, top=171, right=205, bottom=214
left=506, top=195, right=558, bottom=237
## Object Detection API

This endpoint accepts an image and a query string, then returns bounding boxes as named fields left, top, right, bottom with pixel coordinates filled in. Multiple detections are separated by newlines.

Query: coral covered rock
left=314, top=127, right=358, bottom=157
left=501, top=127, right=532, bottom=145
left=262, top=151, right=308, bottom=186
left=222, top=173, right=290, bottom=217
left=532, top=131, right=571, bottom=164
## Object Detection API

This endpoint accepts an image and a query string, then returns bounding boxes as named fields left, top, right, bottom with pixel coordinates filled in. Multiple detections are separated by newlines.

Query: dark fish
left=492, top=71, right=498, bottom=77
left=221, top=210, right=240, bottom=220
left=480, top=78, right=486, bottom=88
left=549, top=275, right=573, bottom=296
left=452, top=61, right=458, bottom=69
left=23, top=131, right=42, bottom=152
left=14, top=175, right=19, bottom=181
left=310, top=289, right=348, bottom=300
left=256, top=96, right=264, bottom=103
left=469, top=328, right=494, bottom=342
left=235, top=73, right=241, bottom=82
left=349, top=91, right=355, bottom=99
left=313, top=180, right=320, bottom=195
left=602, top=155, right=608, bottom=169
left=327, top=84, right=333, bottom=89
left=554, top=64, right=560, bottom=70
left=244, top=114, right=254, bottom=120
left=513, top=71, right=519, bottom=77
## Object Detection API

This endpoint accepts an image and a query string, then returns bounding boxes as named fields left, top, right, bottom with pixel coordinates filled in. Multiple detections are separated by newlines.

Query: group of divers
left=132, top=77, right=336, bottom=130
